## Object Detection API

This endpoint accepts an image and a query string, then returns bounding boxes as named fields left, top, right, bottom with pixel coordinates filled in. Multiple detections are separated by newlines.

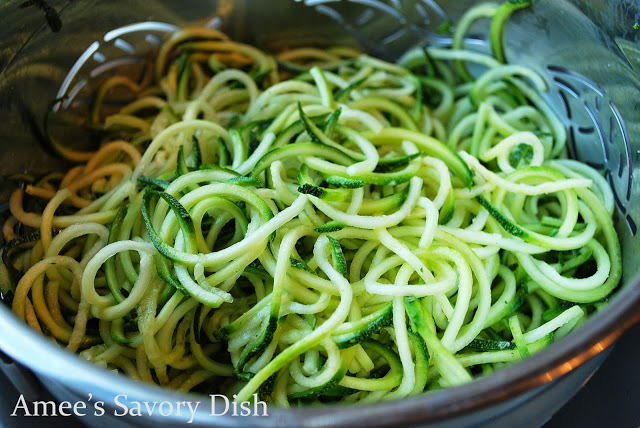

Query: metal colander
left=0, top=0, right=638, bottom=426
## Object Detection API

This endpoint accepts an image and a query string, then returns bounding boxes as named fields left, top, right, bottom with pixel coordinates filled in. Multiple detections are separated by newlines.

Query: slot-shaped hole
left=356, top=8, right=375, bottom=26
left=608, top=173, right=627, bottom=214
left=114, top=38, right=135, bottom=54
left=627, top=215, right=637, bottom=236
left=558, top=90, right=572, bottom=120
left=619, top=153, right=625, bottom=178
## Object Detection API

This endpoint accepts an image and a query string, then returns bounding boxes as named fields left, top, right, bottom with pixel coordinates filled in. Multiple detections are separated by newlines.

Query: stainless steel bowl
left=0, top=0, right=639, bottom=426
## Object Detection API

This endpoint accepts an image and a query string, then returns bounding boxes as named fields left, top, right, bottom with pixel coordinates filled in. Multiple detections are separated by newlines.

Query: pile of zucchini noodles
left=0, top=1, right=621, bottom=405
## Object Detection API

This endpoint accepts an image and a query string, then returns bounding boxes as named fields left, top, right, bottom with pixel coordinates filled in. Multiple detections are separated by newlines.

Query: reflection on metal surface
left=295, top=0, right=455, bottom=57
left=54, top=22, right=179, bottom=114
left=538, top=337, right=620, bottom=389
left=104, top=22, right=179, bottom=42
left=54, top=41, right=100, bottom=110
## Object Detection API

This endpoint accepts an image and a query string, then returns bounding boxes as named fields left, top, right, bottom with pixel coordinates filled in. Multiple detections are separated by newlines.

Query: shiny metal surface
left=0, top=0, right=639, bottom=426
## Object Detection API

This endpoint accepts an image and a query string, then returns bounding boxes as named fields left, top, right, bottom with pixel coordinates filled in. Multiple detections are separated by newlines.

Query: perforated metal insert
left=547, top=66, right=636, bottom=237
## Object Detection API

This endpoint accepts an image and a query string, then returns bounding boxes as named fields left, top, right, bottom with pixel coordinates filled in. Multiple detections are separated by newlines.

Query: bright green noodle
left=1, top=1, right=621, bottom=406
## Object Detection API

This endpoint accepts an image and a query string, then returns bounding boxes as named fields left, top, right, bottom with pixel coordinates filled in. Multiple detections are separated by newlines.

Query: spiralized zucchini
left=1, top=1, right=621, bottom=405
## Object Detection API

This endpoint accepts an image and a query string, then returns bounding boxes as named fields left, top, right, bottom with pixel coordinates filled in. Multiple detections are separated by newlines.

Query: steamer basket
left=0, top=1, right=638, bottom=426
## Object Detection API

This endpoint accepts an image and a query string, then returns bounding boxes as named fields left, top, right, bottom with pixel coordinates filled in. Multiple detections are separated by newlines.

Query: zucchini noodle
left=0, top=0, right=621, bottom=405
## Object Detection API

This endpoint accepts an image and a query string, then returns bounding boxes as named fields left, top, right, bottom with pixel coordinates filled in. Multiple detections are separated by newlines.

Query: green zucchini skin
left=235, top=316, right=279, bottom=379
left=332, top=303, right=394, bottom=349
